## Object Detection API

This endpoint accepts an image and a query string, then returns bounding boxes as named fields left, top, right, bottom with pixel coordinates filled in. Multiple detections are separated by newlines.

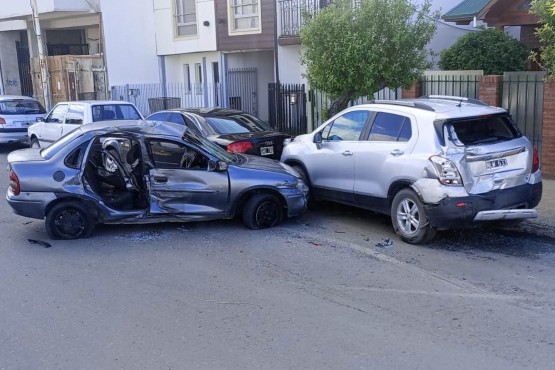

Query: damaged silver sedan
left=7, top=120, right=308, bottom=239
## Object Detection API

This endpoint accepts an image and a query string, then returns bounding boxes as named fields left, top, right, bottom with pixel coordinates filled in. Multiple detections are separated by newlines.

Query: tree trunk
left=328, top=94, right=354, bottom=117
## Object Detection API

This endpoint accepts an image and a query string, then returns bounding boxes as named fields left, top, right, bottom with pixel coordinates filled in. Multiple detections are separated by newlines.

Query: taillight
left=9, top=169, right=20, bottom=195
left=0, top=117, right=5, bottom=125
left=429, top=155, right=463, bottom=186
left=227, top=141, right=253, bottom=153
left=532, top=147, right=540, bottom=173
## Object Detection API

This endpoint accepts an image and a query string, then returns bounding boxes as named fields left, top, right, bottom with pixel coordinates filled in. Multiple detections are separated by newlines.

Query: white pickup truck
left=28, top=100, right=144, bottom=148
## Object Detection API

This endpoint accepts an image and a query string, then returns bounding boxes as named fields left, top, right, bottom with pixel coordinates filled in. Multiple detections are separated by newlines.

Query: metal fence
left=420, top=70, right=483, bottom=99
left=268, top=83, right=307, bottom=136
left=111, top=82, right=221, bottom=117
left=501, top=71, right=546, bottom=155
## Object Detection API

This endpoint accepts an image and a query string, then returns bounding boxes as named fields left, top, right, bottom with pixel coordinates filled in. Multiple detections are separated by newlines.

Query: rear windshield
left=202, top=113, right=274, bottom=134
left=446, top=115, right=522, bottom=146
left=0, top=99, right=46, bottom=115
left=91, top=104, right=142, bottom=122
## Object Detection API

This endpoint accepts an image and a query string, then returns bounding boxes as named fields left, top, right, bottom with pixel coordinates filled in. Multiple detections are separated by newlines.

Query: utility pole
left=31, top=0, right=51, bottom=110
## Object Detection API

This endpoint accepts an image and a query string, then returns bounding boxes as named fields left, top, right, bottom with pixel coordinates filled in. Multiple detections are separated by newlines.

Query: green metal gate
left=501, top=72, right=546, bottom=156
left=420, top=70, right=483, bottom=99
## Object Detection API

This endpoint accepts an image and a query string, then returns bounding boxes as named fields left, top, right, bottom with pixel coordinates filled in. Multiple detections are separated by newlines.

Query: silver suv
left=281, top=96, right=542, bottom=244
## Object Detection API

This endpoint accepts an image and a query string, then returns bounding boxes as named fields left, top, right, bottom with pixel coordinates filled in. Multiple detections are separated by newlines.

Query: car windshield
left=92, top=104, right=143, bottom=122
left=0, top=99, right=46, bottom=115
left=184, top=130, right=238, bottom=163
left=447, top=114, right=522, bottom=146
left=203, top=113, right=274, bottom=134
left=41, top=129, right=84, bottom=159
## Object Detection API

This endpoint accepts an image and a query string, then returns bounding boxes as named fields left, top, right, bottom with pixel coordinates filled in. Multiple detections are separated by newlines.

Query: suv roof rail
left=367, top=99, right=436, bottom=112
left=421, top=95, right=488, bottom=106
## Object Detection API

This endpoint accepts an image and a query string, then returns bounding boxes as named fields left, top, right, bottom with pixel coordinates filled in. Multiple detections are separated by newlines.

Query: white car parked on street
left=0, top=95, right=46, bottom=144
left=28, top=100, right=143, bottom=148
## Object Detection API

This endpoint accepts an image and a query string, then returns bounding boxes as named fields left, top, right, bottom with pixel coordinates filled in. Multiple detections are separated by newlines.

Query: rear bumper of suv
left=424, top=182, right=543, bottom=230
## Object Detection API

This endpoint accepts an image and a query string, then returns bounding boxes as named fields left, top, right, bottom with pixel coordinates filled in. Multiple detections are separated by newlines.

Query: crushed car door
left=146, top=139, right=230, bottom=217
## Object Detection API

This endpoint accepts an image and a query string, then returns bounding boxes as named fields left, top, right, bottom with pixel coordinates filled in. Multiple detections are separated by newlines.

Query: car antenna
left=458, top=87, right=468, bottom=107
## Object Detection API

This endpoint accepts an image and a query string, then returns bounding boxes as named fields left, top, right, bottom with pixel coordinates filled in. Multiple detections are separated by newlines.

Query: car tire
left=45, top=201, right=95, bottom=240
left=242, top=193, right=283, bottom=230
left=391, top=189, right=437, bottom=244
left=30, top=137, right=40, bottom=149
left=292, top=165, right=316, bottom=209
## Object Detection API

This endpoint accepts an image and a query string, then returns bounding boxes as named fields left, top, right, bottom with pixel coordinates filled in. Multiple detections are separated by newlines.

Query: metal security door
left=226, top=67, right=258, bottom=116
left=16, top=41, right=33, bottom=97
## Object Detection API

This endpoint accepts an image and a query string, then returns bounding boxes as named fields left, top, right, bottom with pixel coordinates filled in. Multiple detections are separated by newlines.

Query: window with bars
left=229, top=0, right=260, bottom=33
left=175, top=0, right=197, bottom=37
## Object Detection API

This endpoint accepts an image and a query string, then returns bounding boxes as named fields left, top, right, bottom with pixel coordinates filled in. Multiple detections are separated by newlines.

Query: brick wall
left=479, top=75, right=502, bottom=107
left=402, top=80, right=421, bottom=99
left=542, top=79, right=555, bottom=178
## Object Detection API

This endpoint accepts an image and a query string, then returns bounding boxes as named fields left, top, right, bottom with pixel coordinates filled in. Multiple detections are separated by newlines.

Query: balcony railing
left=278, top=0, right=332, bottom=37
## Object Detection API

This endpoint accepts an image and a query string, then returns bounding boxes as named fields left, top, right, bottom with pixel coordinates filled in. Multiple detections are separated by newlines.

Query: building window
left=183, top=64, right=191, bottom=92
left=229, top=0, right=260, bottom=34
left=194, top=63, right=202, bottom=95
left=175, top=0, right=197, bottom=37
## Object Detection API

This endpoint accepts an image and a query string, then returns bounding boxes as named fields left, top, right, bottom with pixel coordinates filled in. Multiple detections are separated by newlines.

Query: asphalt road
left=1, top=143, right=555, bottom=370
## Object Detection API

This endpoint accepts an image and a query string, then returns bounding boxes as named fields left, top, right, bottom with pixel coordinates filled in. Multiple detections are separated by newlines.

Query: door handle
left=153, top=176, right=168, bottom=183
left=342, top=150, right=353, bottom=156
left=390, top=149, right=404, bottom=156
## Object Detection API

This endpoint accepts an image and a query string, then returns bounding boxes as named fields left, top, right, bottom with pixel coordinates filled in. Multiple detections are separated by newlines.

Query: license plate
left=260, top=146, right=274, bottom=156
left=14, top=121, right=32, bottom=127
left=486, top=158, right=508, bottom=170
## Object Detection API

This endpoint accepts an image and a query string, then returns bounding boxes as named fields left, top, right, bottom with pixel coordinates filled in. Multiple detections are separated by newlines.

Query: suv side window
left=45, top=104, right=68, bottom=123
left=322, top=111, right=369, bottom=141
left=367, top=112, right=412, bottom=142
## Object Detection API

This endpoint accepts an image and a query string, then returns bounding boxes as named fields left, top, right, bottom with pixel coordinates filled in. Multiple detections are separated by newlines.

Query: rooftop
left=443, top=0, right=491, bottom=22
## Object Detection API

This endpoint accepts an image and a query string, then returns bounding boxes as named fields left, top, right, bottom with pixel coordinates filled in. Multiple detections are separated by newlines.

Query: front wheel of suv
left=391, top=189, right=437, bottom=244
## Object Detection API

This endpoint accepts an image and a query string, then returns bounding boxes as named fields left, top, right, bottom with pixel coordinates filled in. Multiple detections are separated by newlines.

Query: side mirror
left=313, top=132, right=323, bottom=149
left=208, top=160, right=228, bottom=172
left=313, top=132, right=322, bottom=144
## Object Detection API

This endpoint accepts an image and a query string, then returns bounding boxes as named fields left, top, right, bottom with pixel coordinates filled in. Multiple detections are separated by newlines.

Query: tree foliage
left=438, top=28, right=529, bottom=74
left=300, top=0, right=438, bottom=115
left=531, top=0, right=555, bottom=78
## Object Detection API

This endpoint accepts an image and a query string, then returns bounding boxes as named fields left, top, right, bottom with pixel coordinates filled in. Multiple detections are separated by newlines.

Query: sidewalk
left=518, top=178, right=555, bottom=239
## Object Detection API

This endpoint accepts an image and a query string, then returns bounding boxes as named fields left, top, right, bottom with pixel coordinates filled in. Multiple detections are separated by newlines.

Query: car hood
left=208, top=131, right=289, bottom=146
left=7, top=148, right=44, bottom=163
left=232, top=154, right=298, bottom=177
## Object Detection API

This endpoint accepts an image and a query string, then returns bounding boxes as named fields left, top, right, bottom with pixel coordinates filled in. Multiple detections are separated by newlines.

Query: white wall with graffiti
left=0, top=32, right=23, bottom=95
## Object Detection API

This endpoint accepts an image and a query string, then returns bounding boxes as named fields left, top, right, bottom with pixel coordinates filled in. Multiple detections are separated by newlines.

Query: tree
left=438, top=28, right=529, bottom=74
left=300, top=0, right=438, bottom=116
left=531, top=0, right=555, bottom=78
